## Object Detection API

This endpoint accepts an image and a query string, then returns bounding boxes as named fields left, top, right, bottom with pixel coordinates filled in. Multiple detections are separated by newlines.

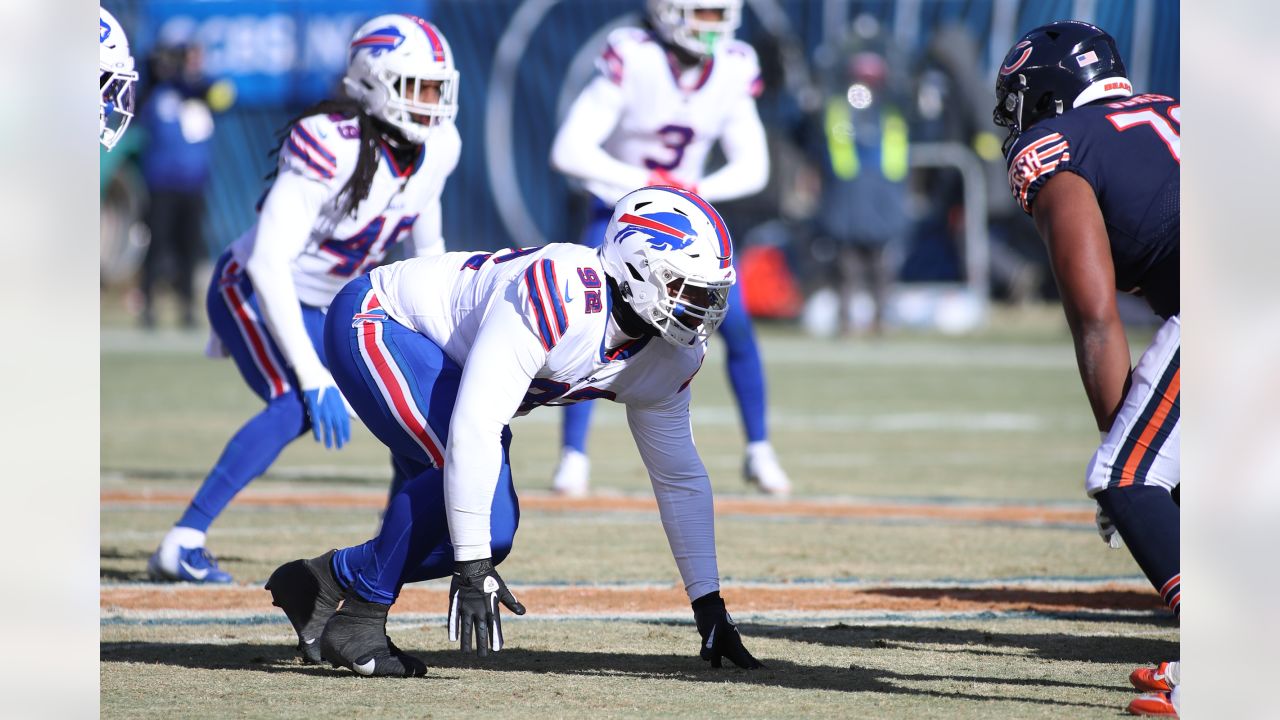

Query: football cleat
left=551, top=448, right=591, bottom=498
left=266, top=550, right=344, bottom=664
left=1127, top=692, right=1178, bottom=717
left=1130, top=661, right=1177, bottom=693
left=320, top=596, right=427, bottom=677
left=744, top=442, right=791, bottom=497
left=146, top=546, right=234, bottom=584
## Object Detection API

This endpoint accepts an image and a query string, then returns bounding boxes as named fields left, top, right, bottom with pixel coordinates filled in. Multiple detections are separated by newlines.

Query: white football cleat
left=551, top=448, right=591, bottom=497
left=744, top=441, right=791, bottom=497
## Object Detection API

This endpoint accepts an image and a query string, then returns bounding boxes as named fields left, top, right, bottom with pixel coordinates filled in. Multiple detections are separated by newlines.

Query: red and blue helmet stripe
left=648, top=187, right=733, bottom=268
left=404, top=15, right=447, bottom=63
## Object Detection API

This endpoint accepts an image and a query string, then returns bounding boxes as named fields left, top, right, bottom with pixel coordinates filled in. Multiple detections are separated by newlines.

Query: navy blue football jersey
left=1006, top=93, right=1180, bottom=318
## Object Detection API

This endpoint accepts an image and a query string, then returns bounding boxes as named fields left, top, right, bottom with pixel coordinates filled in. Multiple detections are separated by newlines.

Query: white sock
left=1169, top=683, right=1180, bottom=713
left=158, top=526, right=207, bottom=574
left=746, top=441, right=775, bottom=459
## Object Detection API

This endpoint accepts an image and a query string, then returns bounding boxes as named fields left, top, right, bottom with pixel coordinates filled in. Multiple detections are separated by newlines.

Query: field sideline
left=101, top=312, right=1176, bottom=718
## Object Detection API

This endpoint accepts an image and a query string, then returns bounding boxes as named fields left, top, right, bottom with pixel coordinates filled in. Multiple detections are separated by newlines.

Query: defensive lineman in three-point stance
left=994, top=21, right=1180, bottom=718
left=147, top=14, right=461, bottom=583
left=549, top=0, right=790, bottom=497
left=268, top=187, right=762, bottom=677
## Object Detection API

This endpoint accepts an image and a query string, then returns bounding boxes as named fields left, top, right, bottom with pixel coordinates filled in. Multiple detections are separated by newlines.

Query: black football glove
left=692, top=591, right=763, bottom=669
left=448, top=558, right=525, bottom=656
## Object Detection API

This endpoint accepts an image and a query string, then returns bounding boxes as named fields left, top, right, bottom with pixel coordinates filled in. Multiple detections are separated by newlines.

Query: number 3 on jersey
left=1108, top=105, right=1180, bottom=162
left=644, top=124, right=695, bottom=171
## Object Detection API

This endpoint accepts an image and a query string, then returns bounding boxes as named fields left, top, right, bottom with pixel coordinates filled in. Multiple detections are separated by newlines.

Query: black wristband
left=455, top=558, right=494, bottom=578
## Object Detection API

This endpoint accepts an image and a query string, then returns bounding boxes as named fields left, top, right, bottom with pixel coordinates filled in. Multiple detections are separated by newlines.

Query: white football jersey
left=368, top=244, right=720, bottom=600
left=369, top=243, right=706, bottom=411
left=230, top=112, right=460, bottom=308
left=551, top=28, right=768, bottom=205
left=597, top=27, right=762, bottom=183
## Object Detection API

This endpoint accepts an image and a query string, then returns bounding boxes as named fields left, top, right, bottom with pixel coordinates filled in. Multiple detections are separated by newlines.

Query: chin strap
left=608, top=277, right=656, bottom=339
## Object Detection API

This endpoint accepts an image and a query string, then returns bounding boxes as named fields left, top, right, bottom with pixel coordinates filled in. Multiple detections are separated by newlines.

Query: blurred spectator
left=806, top=16, right=910, bottom=336
left=908, top=24, right=1045, bottom=303
left=138, top=43, right=216, bottom=329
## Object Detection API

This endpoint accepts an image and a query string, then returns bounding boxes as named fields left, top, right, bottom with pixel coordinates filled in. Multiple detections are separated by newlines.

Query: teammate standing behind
left=548, top=0, right=790, bottom=497
left=268, top=187, right=763, bottom=677
left=993, top=21, right=1180, bottom=718
left=147, top=14, right=461, bottom=583
left=100, top=7, right=137, bottom=152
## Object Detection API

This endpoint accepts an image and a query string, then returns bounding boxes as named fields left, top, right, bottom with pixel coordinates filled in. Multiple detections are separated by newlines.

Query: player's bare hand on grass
left=448, top=558, right=525, bottom=656
left=692, top=591, right=763, bottom=669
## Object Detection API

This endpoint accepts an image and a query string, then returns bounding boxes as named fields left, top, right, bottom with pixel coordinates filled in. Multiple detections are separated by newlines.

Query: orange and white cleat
left=1130, top=661, right=1178, bottom=693
left=1127, top=692, right=1177, bottom=717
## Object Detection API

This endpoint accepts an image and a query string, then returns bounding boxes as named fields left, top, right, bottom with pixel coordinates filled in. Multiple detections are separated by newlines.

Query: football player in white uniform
left=100, top=7, right=137, bottom=151
left=267, top=187, right=763, bottom=677
left=147, top=14, right=461, bottom=584
left=547, top=0, right=791, bottom=497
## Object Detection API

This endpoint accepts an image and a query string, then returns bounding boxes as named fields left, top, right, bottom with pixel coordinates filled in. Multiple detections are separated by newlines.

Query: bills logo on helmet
left=616, top=212, right=697, bottom=251
left=351, top=25, right=406, bottom=57
left=1000, top=40, right=1033, bottom=76
left=100, top=18, right=110, bottom=42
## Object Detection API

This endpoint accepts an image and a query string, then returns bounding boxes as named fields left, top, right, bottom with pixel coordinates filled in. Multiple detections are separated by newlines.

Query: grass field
left=100, top=306, right=1177, bottom=718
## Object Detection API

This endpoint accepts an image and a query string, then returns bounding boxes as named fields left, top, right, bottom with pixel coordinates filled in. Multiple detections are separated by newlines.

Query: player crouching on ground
left=993, top=21, right=1180, bottom=718
left=267, top=187, right=763, bottom=676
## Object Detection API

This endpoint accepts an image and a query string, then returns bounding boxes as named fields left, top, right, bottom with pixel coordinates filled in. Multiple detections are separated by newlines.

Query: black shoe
left=265, top=550, right=343, bottom=663
left=320, top=596, right=427, bottom=677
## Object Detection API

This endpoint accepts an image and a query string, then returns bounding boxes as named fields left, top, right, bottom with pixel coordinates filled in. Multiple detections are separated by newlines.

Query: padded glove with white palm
left=448, top=558, right=525, bottom=656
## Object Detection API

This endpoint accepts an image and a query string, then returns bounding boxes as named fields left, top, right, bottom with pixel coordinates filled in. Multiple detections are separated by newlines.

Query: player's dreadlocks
left=267, top=99, right=380, bottom=217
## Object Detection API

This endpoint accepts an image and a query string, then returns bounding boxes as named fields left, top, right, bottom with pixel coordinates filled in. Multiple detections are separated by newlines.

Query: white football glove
left=1095, top=505, right=1124, bottom=549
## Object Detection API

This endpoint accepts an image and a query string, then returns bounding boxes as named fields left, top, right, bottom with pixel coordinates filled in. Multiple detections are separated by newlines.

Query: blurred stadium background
left=100, top=0, right=1179, bottom=333
left=99, top=2, right=1180, bottom=717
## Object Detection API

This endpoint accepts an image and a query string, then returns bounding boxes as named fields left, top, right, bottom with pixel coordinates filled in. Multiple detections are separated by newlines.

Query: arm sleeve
left=407, top=196, right=445, bottom=258
left=244, top=170, right=333, bottom=389
left=444, top=284, right=550, bottom=560
left=627, top=392, right=720, bottom=600
left=695, top=93, right=770, bottom=202
left=550, top=76, right=650, bottom=206
left=1006, top=128, right=1073, bottom=215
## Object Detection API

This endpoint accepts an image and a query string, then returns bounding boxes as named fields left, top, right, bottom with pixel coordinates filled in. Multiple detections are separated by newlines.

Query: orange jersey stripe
left=1116, top=368, right=1181, bottom=487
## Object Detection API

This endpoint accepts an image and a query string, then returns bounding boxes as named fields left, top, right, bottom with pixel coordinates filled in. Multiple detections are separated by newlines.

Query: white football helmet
left=647, top=0, right=743, bottom=58
left=100, top=7, right=137, bottom=151
left=600, top=187, right=736, bottom=347
left=343, top=14, right=459, bottom=145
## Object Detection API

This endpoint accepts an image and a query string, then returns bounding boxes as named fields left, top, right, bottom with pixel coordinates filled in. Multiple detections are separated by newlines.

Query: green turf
left=102, top=310, right=1172, bottom=718
left=102, top=503, right=1139, bottom=586
left=102, top=315, right=1130, bottom=502
left=101, top=617, right=1177, bottom=719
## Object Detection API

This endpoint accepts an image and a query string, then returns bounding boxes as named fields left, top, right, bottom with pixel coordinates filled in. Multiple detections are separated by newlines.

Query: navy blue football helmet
left=993, top=21, right=1131, bottom=155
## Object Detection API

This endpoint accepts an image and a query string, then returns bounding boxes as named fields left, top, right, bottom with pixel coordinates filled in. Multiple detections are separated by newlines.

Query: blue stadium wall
left=103, top=0, right=1180, bottom=256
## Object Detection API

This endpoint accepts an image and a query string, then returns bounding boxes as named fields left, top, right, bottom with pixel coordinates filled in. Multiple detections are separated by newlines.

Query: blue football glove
left=303, top=385, right=350, bottom=449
